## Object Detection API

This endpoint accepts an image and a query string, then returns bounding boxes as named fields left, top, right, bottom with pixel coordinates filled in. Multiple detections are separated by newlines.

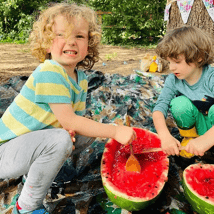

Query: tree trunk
left=167, top=0, right=214, bottom=37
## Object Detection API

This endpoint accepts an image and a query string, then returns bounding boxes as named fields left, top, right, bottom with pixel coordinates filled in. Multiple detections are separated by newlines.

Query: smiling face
left=167, top=55, right=203, bottom=85
left=47, top=15, right=89, bottom=74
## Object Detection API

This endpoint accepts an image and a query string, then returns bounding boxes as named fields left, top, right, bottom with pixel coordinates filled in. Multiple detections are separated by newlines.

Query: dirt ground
left=0, top=43, right=169, bottom=84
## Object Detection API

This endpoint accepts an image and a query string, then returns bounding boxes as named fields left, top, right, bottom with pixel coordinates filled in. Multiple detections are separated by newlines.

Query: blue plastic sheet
left=1, top=71, right=213, bottom=214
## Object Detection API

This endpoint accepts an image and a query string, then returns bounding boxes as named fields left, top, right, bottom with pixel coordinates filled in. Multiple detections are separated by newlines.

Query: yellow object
left=179, top=127, right=199, bottom=158
left=140, top=55, right=163, bottom=73
left=179, top=127, right=198, bottom=138
left=180, top=138, right=195, bottom=158
left=149, top=56, right=158, bottom=73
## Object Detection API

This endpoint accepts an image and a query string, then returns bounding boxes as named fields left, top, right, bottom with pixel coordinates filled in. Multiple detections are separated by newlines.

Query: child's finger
left=168, top=150, right=174, bottom=156
left=198, top=151, right=204, bottom=156
left=175, top=142, right=181, bottom=156
left=67, top=130, right=76, bottom=142
left=175, top=147, right=180, bottom=156
left=68, top=130, right=76, bottom=136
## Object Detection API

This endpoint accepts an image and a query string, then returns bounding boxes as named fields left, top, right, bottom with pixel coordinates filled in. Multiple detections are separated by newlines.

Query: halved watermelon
left=101, top=127, right=169, bottom=211
left=183, top=163, right=214, bottom=214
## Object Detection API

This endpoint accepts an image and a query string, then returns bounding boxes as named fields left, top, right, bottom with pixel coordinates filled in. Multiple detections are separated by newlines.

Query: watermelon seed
left=155, top=186, right=158, bottom=188
left=205, top=196, right=209, bottom=199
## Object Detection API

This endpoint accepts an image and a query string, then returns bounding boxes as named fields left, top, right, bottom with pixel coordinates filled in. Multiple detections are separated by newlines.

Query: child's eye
left=56, top=33, right=64, bottom=37
left=76, top=35, right=85, bottom=38
left=171, top=58, right=180, bottom=64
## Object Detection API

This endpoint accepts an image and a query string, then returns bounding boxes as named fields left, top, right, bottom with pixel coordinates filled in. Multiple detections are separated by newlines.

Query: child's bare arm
left=153, top=111, right=180, bottom=155
left=49, top=103, right=136, bottom=145
left=185, top=126, right=214, bottom=156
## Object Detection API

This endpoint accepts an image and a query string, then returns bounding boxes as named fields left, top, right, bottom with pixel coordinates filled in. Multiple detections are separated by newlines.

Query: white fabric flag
left=177, top=0, right=194, bottom=23
left=164, top=4, right=172, bottom=21
left=202, top=0, right=214, bottom=22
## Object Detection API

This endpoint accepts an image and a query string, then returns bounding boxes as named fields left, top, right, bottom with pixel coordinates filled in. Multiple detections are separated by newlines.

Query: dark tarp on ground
left=0, top=70, right=213, bottom=214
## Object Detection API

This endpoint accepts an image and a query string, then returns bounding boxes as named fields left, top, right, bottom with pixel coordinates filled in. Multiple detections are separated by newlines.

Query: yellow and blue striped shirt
left=0, top=60, right=88, bottom=143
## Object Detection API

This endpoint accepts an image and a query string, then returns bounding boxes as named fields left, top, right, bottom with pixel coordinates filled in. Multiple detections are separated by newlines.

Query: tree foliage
left=0, top=0, right=167, bottom=45
left=0, top=0, right=87, bottom=42
left=0, top=0, right=46, bottom=42
left=89, top=0, right=167, bottom=45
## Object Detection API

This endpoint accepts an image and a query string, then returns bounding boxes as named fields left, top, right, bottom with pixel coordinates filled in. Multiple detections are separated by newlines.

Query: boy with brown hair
left=153, top=26, right=214, bottom=158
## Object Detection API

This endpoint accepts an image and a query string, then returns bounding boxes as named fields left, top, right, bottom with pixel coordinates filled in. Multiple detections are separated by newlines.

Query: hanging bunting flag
left=202, top=0, right=214, bottom=21
left=177, top=0, right=194, bottom=23
left=164, top=1, right=178, bottom=21
left=164, top=4, right=172, bottom=21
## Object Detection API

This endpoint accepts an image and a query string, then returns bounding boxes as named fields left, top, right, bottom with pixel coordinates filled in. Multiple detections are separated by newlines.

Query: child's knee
left=170, top=96, right=192, bottom=115
left=50, top=129, right=73, bottom=156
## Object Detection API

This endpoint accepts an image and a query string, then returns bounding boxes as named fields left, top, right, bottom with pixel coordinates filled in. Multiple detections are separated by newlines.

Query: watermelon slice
left=183, top=163, right=214, bottom=214
left=101, top=127, right=169, bottom=211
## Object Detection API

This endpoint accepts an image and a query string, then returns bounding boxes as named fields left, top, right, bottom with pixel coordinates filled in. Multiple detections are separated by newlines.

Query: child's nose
left=67, top=37, right=77, bottom=46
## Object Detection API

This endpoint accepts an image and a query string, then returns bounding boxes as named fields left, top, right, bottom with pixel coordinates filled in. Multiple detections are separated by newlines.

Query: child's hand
left=185, top=137, right=213, bottom=156
left=67, top=129, right=76, bottom=151
left=114, top=126, right=136, bottom=145
left=159, top=133, right=180, bottom=156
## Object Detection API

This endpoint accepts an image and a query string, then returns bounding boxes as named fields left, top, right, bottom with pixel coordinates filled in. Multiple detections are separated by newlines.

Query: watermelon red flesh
left=184, top=164, right=214, bottom=202
left=102, top=127, right=169, bottom=199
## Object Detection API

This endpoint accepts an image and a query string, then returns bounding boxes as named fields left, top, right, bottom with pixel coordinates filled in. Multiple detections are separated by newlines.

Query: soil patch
left=0, top=43, right=170, bottom=84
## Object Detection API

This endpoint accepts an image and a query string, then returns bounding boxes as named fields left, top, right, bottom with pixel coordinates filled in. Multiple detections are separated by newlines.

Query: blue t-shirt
left=153, top=65, right=214, bottom=117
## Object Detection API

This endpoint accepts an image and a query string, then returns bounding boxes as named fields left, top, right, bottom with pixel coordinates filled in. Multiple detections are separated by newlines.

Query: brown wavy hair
left=29, top=2, right=102, bottom=70
left=156, top=26, right=214, bottom=67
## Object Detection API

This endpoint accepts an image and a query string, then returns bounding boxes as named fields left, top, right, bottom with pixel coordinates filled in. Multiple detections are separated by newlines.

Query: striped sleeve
left=32, top=61, right=71, bottom=104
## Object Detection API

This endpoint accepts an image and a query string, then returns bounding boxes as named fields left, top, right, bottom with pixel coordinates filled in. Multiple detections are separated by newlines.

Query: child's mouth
left=63, top=50, right=77, bottom=55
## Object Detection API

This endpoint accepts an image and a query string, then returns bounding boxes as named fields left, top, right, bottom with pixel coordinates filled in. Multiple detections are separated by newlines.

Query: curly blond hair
left=29, top=2, right=101, bottom=70
left=156, top=26, right=214, bottom=68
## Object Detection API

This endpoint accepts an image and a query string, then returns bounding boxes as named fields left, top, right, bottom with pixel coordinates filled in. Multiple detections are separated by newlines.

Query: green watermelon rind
left=182, top=164, right=214, bottom=214
left=103, top=184, right=163, bottom=211
left=101, top=128, right=169, bottom=211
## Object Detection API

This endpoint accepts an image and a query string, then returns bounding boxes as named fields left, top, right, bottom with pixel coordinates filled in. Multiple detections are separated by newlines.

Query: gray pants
left=0, top=128, right=94, bottom=211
